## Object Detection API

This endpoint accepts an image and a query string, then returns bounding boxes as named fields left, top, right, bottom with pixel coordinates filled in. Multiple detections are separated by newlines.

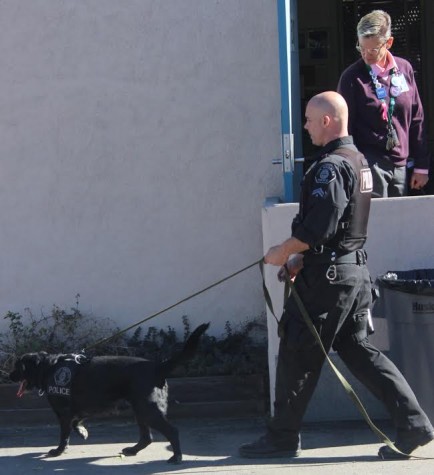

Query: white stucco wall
left=262, top=196, right=434, bottom=421
left=0, top=0, right=282, bottom=336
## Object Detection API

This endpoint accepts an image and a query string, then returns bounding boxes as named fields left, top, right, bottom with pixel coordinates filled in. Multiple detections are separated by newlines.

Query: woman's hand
left=410, top=172, right=429, bottom=191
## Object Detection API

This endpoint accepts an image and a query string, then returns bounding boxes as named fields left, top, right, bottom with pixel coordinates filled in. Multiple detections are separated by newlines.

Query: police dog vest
left=45, top=354, right=87, bottom=398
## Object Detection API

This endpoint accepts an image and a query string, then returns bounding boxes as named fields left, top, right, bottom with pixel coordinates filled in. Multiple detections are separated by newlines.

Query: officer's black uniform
left=252, top=137, right=433, bottom=456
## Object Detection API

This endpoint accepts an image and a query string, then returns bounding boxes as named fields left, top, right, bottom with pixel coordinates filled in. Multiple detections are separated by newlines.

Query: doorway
left=296, top=0, right=427, bottom=162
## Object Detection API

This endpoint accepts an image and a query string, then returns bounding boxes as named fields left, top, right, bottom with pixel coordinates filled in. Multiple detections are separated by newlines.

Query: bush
left=0, top=301, right=269, bottom=383
left=124, top=315, right=269, bottom=377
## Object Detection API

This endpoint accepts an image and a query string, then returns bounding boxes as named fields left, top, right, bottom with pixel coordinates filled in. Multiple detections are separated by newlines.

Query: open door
left=277, top=0, right=303, bottom=202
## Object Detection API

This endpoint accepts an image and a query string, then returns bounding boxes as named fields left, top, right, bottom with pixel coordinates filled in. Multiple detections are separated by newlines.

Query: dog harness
left=43, top=353, right=89, bottom=398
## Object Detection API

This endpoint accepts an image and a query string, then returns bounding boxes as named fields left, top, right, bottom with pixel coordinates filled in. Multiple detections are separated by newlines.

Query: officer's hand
left=278, top=255, right=304, bottom=281
left=410, top=172, right=429, bottom=190
left=264, top=245, right=289, bottom=266
left=277, top=265, right=289, bottom=282
left=287, top=254, right=304, bottom=278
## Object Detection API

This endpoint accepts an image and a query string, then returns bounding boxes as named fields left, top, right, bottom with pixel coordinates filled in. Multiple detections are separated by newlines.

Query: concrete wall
left=262, top=195, right=434, bottom=421
left=0, top=0, right=282, bottom=336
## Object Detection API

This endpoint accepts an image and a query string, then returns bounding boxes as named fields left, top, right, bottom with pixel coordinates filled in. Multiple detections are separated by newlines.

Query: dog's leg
left=145, top=406, right=182, bottom=464
left=151, top=416, right=182, bottom=464
left=73, top=419, right=88, bottom=440
left=49, top=414, right=73, bottom=456
left=122, top=422, right=152, bottom=456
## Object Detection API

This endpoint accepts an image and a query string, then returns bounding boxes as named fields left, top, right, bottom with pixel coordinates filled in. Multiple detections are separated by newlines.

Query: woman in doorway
left=337, top=9, right=430, bottom=197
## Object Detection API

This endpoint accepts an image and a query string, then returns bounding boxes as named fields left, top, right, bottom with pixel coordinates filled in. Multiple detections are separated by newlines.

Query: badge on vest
left=315, top=164, right=336, bottom=185
left=360, top=167, right=373, bottom=193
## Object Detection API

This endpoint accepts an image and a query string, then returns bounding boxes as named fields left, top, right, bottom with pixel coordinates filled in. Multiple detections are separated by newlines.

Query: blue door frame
left=277, top=0, right=303, bottom=202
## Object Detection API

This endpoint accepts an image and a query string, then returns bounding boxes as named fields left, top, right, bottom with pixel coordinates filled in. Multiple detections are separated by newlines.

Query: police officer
left=239, top=91, right=434, bottom=460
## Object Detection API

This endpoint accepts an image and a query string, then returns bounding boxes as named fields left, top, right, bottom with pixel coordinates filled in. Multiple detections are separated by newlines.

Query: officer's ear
left=322, top=114, right=331, bottom=127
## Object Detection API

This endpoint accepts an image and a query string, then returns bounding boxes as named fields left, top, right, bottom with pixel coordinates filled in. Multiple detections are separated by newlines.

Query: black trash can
left=376, top=269, right=434, bottom=422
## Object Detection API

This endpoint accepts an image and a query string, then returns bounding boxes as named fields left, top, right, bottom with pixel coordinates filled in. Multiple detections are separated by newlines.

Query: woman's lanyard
left=366, top=65, right=400, bottom=151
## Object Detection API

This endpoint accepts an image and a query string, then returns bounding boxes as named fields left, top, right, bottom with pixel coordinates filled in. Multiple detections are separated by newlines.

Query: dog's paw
left=121, top=447, right=139, bottom=457
left=48, top=447, right=67, bottom=457
left=75, top=426, right=88, bottom=440
left=167, top=454, right=182, bottom=464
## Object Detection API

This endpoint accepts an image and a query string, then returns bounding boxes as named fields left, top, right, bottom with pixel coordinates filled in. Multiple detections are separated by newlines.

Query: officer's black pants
left=267, top=262, right=432, bottom=444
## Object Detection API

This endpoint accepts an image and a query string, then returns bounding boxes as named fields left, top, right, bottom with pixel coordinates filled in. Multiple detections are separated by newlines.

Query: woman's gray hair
left=357, top=10, right=392, bottom=42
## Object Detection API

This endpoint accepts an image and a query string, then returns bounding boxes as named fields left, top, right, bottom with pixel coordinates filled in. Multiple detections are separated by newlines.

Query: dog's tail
left=159, top=323, right=209, bottom=381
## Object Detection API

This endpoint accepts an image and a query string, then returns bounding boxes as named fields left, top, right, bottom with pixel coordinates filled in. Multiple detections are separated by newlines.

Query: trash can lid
left=376, top=268, right=434, bottom=295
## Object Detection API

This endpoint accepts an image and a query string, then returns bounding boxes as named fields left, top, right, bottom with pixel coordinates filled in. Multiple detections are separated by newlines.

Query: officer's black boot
left=238, top=432, right=301, bottom=459
left=378, top=428, right=434, bottom=460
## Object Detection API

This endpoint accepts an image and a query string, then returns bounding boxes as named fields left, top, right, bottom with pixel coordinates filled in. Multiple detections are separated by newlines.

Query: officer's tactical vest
left=304, top=147, right=373, bottom=252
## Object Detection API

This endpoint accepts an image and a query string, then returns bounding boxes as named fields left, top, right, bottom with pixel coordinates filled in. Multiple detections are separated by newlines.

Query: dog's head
left=9, top=352, right=50, bottom=396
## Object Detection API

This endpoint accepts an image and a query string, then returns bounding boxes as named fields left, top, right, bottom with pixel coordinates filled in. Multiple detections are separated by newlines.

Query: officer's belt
left=303, top=249, right=367, bottom=266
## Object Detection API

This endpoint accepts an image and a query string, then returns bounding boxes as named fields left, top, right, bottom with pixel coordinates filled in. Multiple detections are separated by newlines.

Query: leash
left=262, top=265, right=432, bottom=460
left=84, top=259, right=262, bottom=352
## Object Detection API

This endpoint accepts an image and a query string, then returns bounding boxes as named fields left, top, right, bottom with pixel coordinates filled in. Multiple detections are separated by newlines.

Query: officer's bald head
left=304, top=91, right=349, bottom=147
left=309, top=92, right=348, bottom=123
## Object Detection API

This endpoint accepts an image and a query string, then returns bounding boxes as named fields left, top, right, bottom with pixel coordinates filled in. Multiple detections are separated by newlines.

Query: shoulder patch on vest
left=312, top=187, right=326, bottom=198
left=315, top=163, right=336, bottom=185
left=360, top=167, right=373, bottom=193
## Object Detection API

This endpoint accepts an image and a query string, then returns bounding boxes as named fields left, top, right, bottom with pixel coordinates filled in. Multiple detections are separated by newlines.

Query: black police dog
left=9, top=323, right=209, bottom=463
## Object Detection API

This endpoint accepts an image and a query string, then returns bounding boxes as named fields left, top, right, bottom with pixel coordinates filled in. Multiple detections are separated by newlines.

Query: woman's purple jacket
left=337, top=56, right=430, bottom=169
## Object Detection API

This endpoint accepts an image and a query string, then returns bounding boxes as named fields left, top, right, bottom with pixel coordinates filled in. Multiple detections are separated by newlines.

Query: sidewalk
left=1, top=416, right=434, bottom=475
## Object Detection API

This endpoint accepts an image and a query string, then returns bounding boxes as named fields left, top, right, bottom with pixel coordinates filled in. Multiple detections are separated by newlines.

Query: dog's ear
left=14, top=357, right=26, bottom=374
left=18, top=352, right=50, bottom=371
left=20, top=353, right=41, bottom=370
left=37, top=351, right=49, bottom=363
left=34, top=351, right=59, bottom=369
left=36, top=351, right=63, bottom=369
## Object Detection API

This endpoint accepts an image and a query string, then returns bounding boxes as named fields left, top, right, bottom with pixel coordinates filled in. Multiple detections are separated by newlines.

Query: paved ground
left=1, top=416, right=434, bottom=475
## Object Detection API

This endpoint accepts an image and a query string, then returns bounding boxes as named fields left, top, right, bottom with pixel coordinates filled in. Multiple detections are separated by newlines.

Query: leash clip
left=326, top=265, right=337, bottom=281
left=74, top=353, right=87, bottom=364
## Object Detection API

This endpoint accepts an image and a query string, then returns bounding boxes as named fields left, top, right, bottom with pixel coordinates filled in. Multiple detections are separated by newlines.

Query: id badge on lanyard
left=375, top=86, right=387, bottom=100
left=367, top=65, right=400, bottom=150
